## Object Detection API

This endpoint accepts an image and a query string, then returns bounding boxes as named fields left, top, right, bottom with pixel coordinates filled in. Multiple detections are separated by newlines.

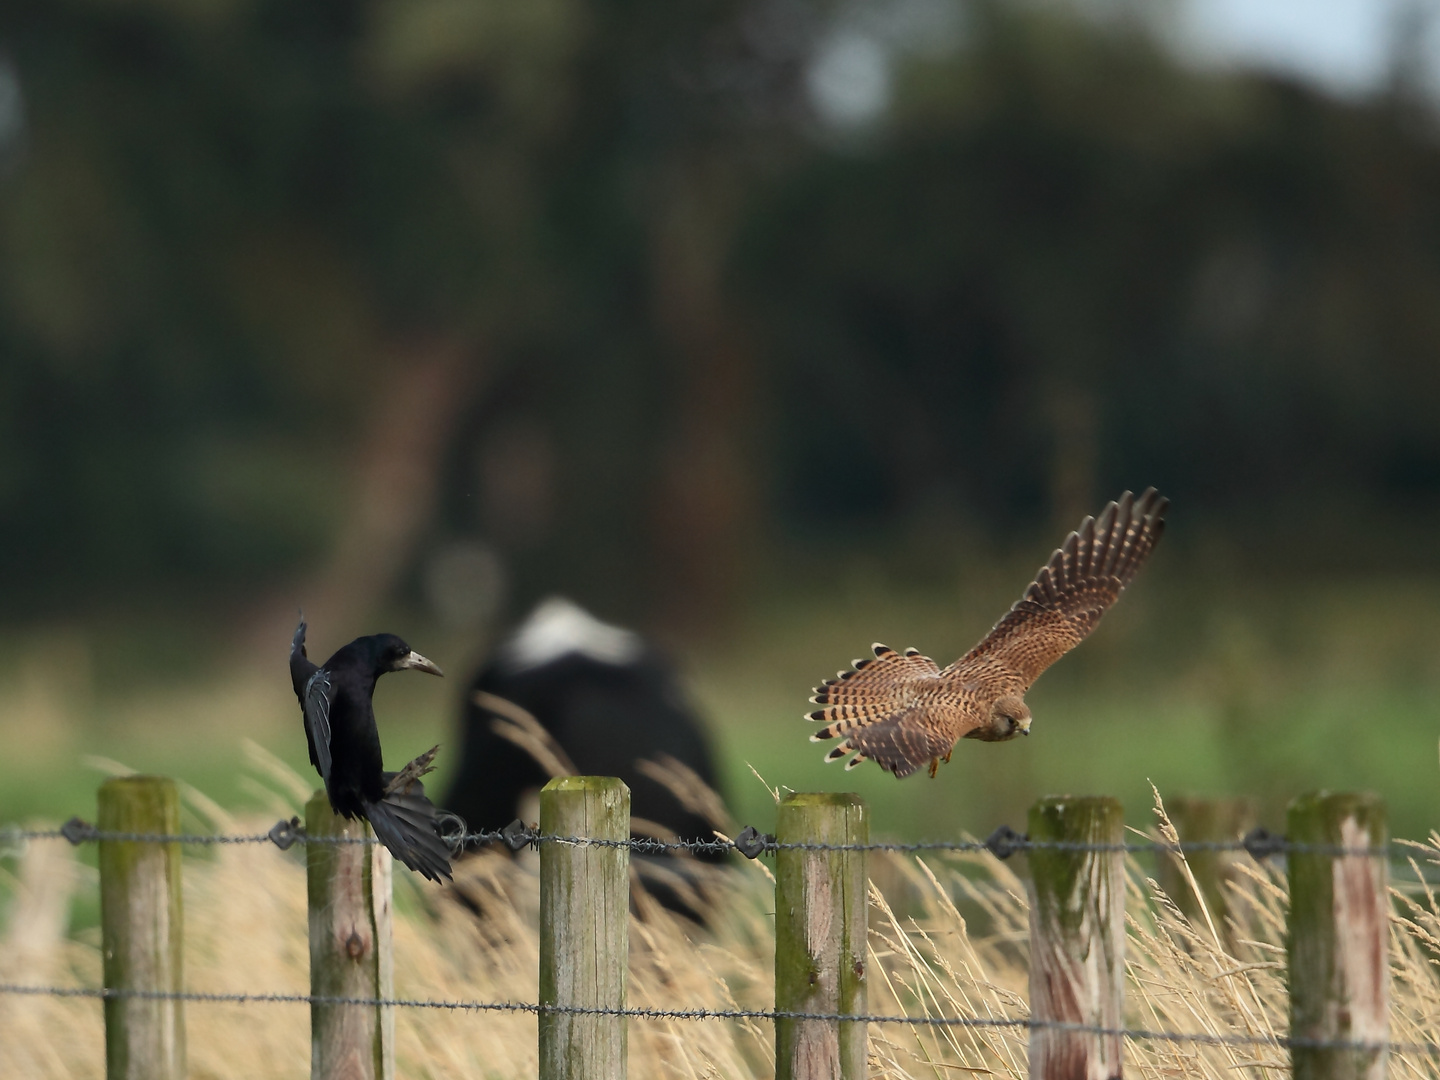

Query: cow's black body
left=442, top=600, right=725, bottom=870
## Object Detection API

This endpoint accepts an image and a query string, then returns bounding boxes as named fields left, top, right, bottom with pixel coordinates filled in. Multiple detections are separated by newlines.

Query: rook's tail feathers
left=365, top=777, right=454, bottom=883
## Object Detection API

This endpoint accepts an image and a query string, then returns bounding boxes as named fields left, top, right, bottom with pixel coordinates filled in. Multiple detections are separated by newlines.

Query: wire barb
left=1242, top=826, right=1286, bottom=861
left=267, top=817, right=303, bottom=851
left=733, top=825, right=774, bottom=859
left=501, top=818, right=538, bottom=852
left=983, top=824, right=1026, bottom=860
left=60, top=817, right=94, bottom=846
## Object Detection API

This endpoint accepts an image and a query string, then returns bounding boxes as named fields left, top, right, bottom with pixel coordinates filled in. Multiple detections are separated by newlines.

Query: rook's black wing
left=303, top=670, right=334, bottom=785
left=289, top=618, right=332, bottom=781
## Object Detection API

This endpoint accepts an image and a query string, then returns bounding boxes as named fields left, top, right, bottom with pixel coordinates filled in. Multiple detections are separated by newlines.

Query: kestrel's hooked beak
left=395, top=650, right=444, bottom=677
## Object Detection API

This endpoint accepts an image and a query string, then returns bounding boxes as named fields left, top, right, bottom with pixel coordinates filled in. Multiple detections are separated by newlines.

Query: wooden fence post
left=539, top=776, right=630, bottom=1080
left=99, top=776, right=186, bottom=1080
left=307, top=791, right=394, bottom=1080
left=1287, top=792, right=1388, bottom=1080
left=1154, top=796, right=1257, bottom=952
left=1027, top=795, right=1125, bottom=1080
left=774, top=792, right=869, bottom=1080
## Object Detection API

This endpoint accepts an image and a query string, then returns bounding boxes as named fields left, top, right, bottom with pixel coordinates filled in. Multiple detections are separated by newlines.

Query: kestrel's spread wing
left=807, top=488, right=1167, bottom=779
left=956, top=487, right=1167, bottom=686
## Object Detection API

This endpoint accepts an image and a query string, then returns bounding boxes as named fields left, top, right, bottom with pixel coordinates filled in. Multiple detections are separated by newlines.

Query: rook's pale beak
left=397, top=651, right=444, bottom=677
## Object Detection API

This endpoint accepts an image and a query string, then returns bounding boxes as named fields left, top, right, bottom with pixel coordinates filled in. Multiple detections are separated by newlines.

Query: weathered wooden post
left=99, top=776, right=186, bottom=1080
left=1287, top=792, right=1388, bottom=1080
left=1027, top=796, right=1125, bottom=1080
left=539, top=776, right=630, bottom=1080
left=1154, top=796, right=1257, bottom=952
left=307, top=791, right=394, bottom=1080
left=774, top=792, right=869, bottom=1080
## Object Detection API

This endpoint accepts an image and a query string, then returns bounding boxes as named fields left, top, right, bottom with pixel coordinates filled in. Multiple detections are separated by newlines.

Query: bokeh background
left=4, top=0, right=1440, bottom=851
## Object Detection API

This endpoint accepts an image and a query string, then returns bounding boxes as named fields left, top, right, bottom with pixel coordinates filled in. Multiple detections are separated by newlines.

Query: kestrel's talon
left=942, top=750, right=952, bottom=764
left=928, top=758, right=939, bottom=779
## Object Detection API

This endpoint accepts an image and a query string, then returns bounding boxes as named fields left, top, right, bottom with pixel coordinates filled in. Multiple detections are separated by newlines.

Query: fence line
left=1, top=782, right=1430, bottom=1078
left=3, top=981, right=1438, bottom=1056
left=4, top=821, right=1432, bottom=862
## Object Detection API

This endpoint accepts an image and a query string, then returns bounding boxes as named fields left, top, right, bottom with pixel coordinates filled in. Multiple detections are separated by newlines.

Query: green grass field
left=4, top=564, right=1439, bottom=856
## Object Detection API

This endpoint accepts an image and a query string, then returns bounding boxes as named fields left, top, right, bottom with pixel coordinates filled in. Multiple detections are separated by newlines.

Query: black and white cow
left=442, top=598, right=728, bottom=905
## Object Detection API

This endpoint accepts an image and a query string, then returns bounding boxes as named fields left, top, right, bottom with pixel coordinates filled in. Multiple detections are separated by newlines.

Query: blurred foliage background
left=3, top=0, right=1440, bottom=846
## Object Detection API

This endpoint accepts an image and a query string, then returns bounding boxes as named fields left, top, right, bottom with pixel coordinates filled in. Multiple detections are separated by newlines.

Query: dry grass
left=4, top=775, right=1440, bottom=1079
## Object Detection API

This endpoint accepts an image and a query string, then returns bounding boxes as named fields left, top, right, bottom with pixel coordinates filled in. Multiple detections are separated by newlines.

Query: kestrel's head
left=984, top=695, right=1031, bottom=741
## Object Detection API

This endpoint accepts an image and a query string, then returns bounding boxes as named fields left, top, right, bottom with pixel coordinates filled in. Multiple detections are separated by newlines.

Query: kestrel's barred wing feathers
left=807, top=643, right=940, bottom=730
left=807, top=644, right=963, bottom=774
left=953, top=487, right=1167, bottom=688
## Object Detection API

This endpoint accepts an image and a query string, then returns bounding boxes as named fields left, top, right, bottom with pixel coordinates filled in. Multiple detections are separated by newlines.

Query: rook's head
left=363, top=634, right=444, bottom=678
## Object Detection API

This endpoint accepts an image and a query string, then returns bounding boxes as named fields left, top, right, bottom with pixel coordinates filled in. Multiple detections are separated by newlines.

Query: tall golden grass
left=3, top=765, right=1440, bottom=1079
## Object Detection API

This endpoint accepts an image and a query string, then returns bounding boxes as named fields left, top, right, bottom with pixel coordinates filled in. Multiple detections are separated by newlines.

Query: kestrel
left=807, top=488, right=1167, bottom=779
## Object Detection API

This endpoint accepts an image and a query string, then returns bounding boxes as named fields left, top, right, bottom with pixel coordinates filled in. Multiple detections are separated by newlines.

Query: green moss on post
left=1154, top=797, right=1257, bottom=953
left=775, top=792, right=868, bottom=1080
left=307, top=791, right=394, bottom=1080
left=539, top=776, right=630, bottom=1080
left=1027, top=796, right=1124, bottom=1080
left=99, top=776, right=185, bottom=1080
left=1287, top=792, right=1388, bottom=1080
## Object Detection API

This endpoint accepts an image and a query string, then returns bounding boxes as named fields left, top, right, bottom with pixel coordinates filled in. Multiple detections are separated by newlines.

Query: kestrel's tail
left=807, top=644, right=940, bottom=770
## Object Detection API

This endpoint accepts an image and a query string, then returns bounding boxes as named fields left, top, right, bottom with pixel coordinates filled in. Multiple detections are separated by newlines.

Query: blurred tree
left=4, top=0, right=1440, bottom=654
left=743, top=2, right=1440, bottom=565
left=0, top=0, right=806, bottom=639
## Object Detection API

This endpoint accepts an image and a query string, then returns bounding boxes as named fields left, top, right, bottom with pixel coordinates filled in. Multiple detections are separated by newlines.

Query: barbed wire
left=1, top=818, right=1428, bottom=865
left=0, top=981, right=1430, bottom=1054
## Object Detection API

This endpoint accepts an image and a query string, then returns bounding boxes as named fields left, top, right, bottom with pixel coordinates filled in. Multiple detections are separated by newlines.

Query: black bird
left=290, top=620, right=455, bottom=882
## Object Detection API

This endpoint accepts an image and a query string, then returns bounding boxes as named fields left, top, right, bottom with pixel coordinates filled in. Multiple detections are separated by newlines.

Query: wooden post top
left=1288, top=791, right=1386, bottom=838
left=780, top=792, right=867, bottom=809
left=541, top=775, right=630, bottom=796
left=100, top=774, right=176, bottom=789
left=1029, top=795, right=1123, bottom=831
left=99, top=776, right=179, bottom=815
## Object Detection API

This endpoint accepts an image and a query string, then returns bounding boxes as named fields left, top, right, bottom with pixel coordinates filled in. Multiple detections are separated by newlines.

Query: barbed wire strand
left=0, top=982, right=1433, bottom=1054
left=1, top=824, right=1430, bottom=861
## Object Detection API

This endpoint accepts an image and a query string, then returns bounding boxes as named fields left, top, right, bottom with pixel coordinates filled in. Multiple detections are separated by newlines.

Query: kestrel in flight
left=807, top=488, right=1167, bottom=779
